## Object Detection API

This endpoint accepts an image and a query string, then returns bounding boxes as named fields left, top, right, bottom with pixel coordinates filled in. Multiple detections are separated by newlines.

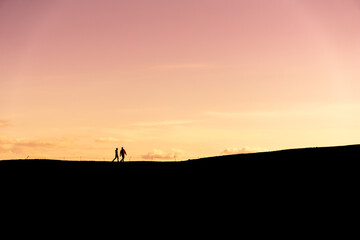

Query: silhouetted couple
left=112, top=147, right=127, bottom=162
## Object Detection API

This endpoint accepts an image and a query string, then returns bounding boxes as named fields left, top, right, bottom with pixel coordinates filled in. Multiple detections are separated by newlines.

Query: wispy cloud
left=205, top=103, right=360, bottom=120
left=95, top=137, right=133, bottom=143
left=133, top=120, right=193, bottom=127
left=0, top=136, right=15, bottom=151
left=0, top=136, right=59, bottom=153
left=0, top=120, right=10, bottom=128
left=150, top=63, right=211, bottom=70
left=205, top=111, right=281, bottom=118
left=205, top=111, right=244, bottom=118
left=95, top=137, right=122, bottom=143
left=141, top=149, right=184, bottom=161
left=0, top=136, right=80, bottom=159
left=220, top=147, right=269, bottom=155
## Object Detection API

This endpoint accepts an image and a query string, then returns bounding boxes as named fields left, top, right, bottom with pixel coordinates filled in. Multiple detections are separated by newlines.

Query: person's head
left=116, top=148, right=118, bottom=150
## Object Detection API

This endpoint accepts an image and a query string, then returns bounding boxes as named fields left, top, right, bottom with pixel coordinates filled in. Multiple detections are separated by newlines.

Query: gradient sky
left=1, top=0, right=360, bottom=161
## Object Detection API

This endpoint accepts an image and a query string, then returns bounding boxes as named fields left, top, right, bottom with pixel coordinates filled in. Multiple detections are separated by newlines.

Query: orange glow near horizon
left=1, top=0, right=360, bottom=161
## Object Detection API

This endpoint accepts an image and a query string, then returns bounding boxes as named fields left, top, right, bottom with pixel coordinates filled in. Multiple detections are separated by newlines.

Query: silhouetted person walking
left=112, top=148, right=119, bottom=162
left=120, top=147, right=127, bottom=162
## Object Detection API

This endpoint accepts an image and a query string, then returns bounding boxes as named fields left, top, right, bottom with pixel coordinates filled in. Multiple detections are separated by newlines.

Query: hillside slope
left=1, top=144, right=359, bottom=167
left=1, top=145, right=358, bottom=202
left=1, top=144, right=358, bottom=177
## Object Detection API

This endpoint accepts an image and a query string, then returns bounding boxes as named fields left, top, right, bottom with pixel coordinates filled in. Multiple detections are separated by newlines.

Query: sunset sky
left=1, top=0, right=360, bottom=161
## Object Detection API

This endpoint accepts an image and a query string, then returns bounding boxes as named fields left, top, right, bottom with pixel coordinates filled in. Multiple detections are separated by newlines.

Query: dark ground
left=1, top=144, right=358, bottom=234
left=1, top=144, right=358, bottom=181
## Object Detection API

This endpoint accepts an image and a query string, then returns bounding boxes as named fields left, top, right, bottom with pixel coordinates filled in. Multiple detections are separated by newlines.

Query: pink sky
left=1, top=0, right=360, bottom=160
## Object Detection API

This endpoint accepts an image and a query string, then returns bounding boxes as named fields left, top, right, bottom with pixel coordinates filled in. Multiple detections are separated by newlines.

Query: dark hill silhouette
left=1, top=144, right=358, bottom=181
left=1, top=144, right=358, bottom=169
left=1, top=144, right=357, bottom=217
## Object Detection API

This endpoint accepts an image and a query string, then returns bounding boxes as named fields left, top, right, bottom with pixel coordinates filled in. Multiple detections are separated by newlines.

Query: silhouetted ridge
left=1, top=144, right=358, bottom=195
left=1, top=144, right=359, bottom=168
left=0, top=142, right=360, bottom=175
